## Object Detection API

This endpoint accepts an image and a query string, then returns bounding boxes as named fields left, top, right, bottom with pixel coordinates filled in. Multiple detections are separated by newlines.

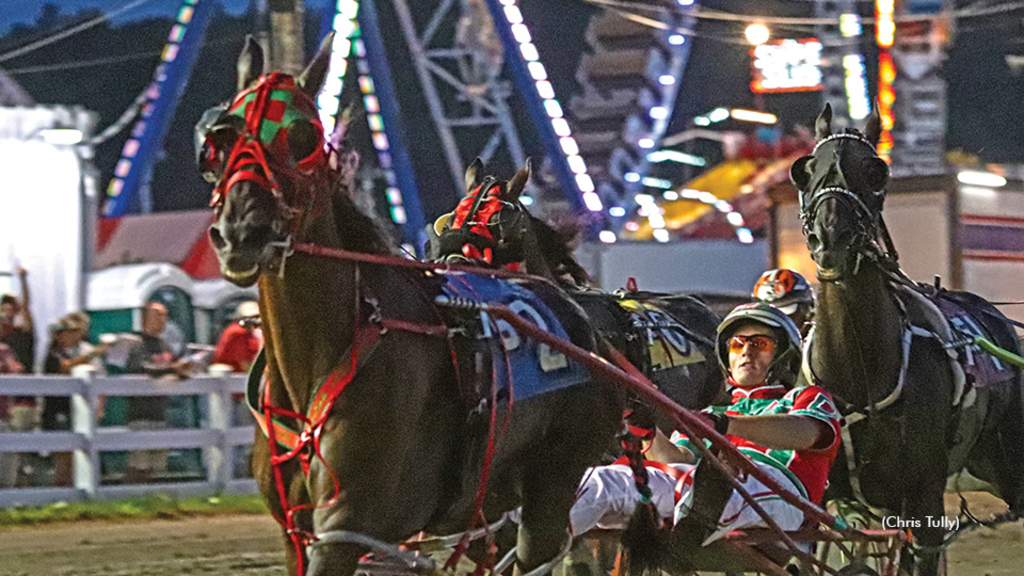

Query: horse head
left=432, top=158, right=533, bottom=266
left=201, top=35, right=337, bottom=286
left=790, top=103, right=890, bottom=281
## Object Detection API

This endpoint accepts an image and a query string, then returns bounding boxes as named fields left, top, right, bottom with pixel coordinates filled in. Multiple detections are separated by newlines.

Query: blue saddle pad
left=441, top=273, right=591, bottom=402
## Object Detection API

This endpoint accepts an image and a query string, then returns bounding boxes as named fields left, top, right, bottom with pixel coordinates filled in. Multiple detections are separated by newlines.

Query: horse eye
left=287, top=120, right=318, bottom=161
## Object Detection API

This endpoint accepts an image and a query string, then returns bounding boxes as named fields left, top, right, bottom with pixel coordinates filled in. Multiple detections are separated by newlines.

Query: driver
left=567, top=303, right=840, bottom=548
left=752, top=269, right=815, bottom=337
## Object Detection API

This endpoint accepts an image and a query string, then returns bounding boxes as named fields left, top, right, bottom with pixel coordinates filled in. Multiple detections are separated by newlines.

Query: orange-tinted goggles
left=728, top=334, right=776, bottom=354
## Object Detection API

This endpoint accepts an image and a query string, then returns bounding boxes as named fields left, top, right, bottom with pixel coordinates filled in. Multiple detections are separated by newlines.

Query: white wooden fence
left=0, top=370, right=257, bottom=507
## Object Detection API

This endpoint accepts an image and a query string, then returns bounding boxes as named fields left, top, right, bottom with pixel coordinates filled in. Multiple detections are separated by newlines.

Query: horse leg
left=990, top=381, right=1024, bottom=516
left=517, top=459, right=583, bottom=573
left=251, top=435, right=313, bottom=574
left=903, top=480, right=947, bottom=576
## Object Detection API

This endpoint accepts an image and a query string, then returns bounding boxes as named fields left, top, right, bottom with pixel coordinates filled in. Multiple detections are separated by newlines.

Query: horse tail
left=618, top=412, right=671, bottom=576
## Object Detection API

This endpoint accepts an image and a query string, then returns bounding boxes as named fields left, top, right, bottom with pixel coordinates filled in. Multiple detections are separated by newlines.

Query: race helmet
left=752, top=269, right=814, bottom=317
left=716, top=302, right=802, bottom=387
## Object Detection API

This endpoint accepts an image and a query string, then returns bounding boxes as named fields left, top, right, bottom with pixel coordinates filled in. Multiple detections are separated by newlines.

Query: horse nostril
left=209, top=226, right=228, bottom=250
left=806, top=232, right=822, bottom=253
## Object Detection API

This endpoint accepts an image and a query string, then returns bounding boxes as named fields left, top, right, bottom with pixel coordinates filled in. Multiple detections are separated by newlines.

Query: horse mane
left=529, top=211, right=592, bottom=286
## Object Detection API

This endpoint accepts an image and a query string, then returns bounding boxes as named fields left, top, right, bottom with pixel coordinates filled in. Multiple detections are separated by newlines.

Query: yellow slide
left=629, top=159, right=760, bottom=240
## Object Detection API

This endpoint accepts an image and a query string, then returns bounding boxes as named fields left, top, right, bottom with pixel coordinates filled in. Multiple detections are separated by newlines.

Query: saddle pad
left=934, top=295, right=1017, bottom=389
left=616, top=299, right=708, bottom=371
left=441, top=273, right=591, bottom=402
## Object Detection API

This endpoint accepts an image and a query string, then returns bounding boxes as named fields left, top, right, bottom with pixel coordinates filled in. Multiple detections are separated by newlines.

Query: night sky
left=1, top=0, right=1022, bottom=218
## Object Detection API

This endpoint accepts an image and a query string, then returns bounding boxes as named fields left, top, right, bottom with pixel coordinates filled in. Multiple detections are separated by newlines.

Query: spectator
left=0, top=341, right=23, bottom=487
left=42, top=313, right=106, bottom=486
left=123, top=301, right=194, bottom=483
left=2, top=267, right=38, bottom=434
left=0, top=267, right=36, bottom=371
left=212, top=301, right=262, bottom=373
left=42, top=313, right=107, bottom=427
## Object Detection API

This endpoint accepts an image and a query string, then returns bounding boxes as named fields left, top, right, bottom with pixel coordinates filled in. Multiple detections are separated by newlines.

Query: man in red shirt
left=213, top=301, right=262, bottom=373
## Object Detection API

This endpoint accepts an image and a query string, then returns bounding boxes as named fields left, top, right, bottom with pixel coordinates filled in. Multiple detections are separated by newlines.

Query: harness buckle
left=266, top=234, right=294, bottom=278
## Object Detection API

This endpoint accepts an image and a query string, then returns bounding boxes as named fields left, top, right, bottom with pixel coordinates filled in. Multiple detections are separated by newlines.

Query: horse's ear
left=507, top=159, right=532, bottom=201
left=237, top=35, right=264, bottom=92
left=299, top=33, right=334, bottom=98
left=465, top=158, right=483, bottom=192
left=815, top=103, right=833, bottom=141
left=864, top=102, right=882, bottom=147
left=790, top=155, right=814, bottom=191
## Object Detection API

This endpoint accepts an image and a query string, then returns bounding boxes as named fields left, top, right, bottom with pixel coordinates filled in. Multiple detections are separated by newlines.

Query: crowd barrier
left=0, top=369, right=257, bottom=507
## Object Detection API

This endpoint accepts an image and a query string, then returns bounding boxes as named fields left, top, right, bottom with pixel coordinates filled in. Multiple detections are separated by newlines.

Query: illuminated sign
left=843, top=54, right=871, bottom=120
left=751, top=39, right=824, bottom=93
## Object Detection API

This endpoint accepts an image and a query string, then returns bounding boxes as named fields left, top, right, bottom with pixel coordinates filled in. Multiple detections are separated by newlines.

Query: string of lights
left=317, top=0, right=414, bottom=230
left=493, top=0, right=605, bottom=218
left=107, top=0, right=204, bottom=208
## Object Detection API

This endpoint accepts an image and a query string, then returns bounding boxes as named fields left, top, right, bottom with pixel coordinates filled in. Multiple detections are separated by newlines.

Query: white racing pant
left=674, top=462, right=806, bottom=545
left=566, top=461, right=806, bottom=544
left=509, top=461, right=806, bottom=545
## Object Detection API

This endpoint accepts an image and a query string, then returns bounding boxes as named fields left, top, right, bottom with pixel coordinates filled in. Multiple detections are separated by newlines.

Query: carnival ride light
left=647, top=150, right=706, bottom=166
left=662, top=190, right=679, bottom=201
left=843, top=54, right=871, bottom=120
left=638, top=138, right=656, bottom=149
left=599, top=230, right=617, bottom=243
left=609, top=206, right=627, bottom=217
left=708, top=108, right=731, bottom=123
left=668, top=34, right=686, bottom=45
left=653, top=228, right=670, bottom=242
left=957, top=171, right=1007, bottom=188
left=641, top=177, right=673, bottom=190
left=730, top=109, right=777, bottom=124
left=318, top=0, right=359, bottom=138
left=745, top=23, right=770, bottom=46
left=840, top=14, right=862, bottom=37
left=876, top=0, right=895, bottom=48
left=659, top=75, right=676, bottom=86
left=624, top=172, right=641, bottom=183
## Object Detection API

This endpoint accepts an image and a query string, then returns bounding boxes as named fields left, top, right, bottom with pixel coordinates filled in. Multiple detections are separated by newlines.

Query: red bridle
left=210, top=72, right=332, bottom=235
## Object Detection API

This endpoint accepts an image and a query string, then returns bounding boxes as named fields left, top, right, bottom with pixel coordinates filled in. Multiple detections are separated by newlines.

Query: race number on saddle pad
left=441, top=273, right=591, bottom=402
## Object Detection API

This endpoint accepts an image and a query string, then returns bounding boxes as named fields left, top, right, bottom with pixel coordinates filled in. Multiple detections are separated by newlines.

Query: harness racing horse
left=201, top=36, right=622, bottom=576
left=431, top=161, right=725, bottom=418
left=791, top=104, right=1024, bottom=576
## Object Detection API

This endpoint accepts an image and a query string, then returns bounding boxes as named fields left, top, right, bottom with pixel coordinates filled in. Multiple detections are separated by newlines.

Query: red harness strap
left=251, top=316, right=454, bottom=575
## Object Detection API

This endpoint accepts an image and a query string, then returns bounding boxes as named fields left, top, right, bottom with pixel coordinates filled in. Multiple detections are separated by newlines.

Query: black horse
left=431, top=160, right=725, bottom=419
left=791, top=104, right=1024, bottom=576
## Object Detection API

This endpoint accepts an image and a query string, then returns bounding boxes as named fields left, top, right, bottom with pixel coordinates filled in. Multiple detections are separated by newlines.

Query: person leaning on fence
left=570, top=303, right=840, bottom=563
left=123, top=301, right=195, bottom=483
left=41, top=313, right=107, bottom=486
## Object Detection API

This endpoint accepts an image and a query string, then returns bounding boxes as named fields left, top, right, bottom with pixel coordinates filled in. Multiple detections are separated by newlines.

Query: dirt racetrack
left=0, top=493, right=1018, bottom=575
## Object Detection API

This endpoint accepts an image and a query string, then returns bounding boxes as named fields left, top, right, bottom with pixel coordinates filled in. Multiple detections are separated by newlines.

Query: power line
left=577, top=0, right=1024, bottom=26
left=0, top=0, right=165, bottom=64
left=4, top=35, right=243, bottom=75
left=4, top=49, right=163, bottom=74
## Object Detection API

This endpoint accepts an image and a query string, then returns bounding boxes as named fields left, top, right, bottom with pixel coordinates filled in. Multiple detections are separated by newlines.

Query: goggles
left=728, top=334, right=776, bottom=355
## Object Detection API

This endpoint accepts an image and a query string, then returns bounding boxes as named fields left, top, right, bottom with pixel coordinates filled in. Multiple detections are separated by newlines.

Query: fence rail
left=0, top=371, right=257, bottom=507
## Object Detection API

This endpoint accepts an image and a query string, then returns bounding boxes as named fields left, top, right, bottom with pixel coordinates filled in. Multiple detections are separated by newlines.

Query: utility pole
left=268, top=0, right=304, bottom=75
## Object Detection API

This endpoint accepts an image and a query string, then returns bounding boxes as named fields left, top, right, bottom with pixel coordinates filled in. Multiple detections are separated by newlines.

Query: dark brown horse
left=430, top=161, right=725, bottom=419
left=201, top=36, right=621, bottom=576
left=791, top=104, right=1024, bottom=576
